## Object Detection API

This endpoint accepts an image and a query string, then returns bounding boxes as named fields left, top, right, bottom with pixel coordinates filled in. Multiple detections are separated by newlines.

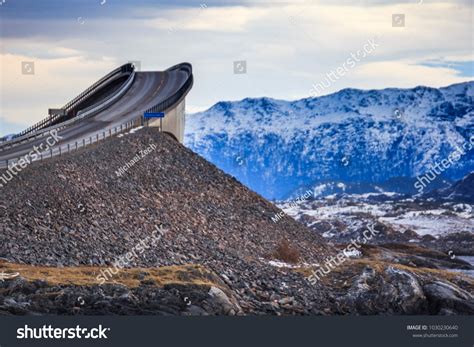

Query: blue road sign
left=144, top=112, right=165, bottom=119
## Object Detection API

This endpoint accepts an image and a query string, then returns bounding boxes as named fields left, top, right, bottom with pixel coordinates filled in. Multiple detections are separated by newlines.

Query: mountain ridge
left=185, top=81, right=474, bottom=200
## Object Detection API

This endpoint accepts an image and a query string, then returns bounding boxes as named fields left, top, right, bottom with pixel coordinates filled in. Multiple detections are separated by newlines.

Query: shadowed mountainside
left=186, top=82, right=474, bottom=199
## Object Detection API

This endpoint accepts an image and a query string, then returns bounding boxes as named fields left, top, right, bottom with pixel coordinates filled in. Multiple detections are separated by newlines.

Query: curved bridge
left=0, top=62, right=193, bottom=168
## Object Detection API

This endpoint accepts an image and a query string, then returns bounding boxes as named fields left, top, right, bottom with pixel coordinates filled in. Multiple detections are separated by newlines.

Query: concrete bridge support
left=148, top=99, right=186, bottom=143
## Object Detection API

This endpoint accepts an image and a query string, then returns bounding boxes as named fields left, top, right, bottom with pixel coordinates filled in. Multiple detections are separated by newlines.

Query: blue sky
left=0, top=0, right=473, bottom=135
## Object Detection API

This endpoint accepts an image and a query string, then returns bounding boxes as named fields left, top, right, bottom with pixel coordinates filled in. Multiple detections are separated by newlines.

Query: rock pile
left=0, top=128, right=333, bottom=314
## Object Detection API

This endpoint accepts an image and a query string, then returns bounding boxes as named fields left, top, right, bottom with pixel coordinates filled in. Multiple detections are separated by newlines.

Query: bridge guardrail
left=144, top=63, right=193, bottom=115
left=0, top=63, right=136, bottom=152
left=0, top=117, right=142, bottom=170
left=15, top=63, right=134, bottom=138
left=76, top=69, right=135, bottom=119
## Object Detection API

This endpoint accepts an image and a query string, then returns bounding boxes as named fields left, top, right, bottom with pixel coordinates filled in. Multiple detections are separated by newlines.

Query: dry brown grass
left=272, top=239, right=301, bottom=264
left=296, top=258, right=474, bottom=286
left=0, top=261, right=225, bottom=289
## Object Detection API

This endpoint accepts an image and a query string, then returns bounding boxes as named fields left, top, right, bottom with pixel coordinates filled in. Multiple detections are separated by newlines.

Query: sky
left=0, top=0, right=473, bottom=136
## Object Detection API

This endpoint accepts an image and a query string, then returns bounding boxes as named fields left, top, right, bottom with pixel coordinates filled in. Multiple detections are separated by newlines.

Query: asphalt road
left=0, top=69, right=189, bottom=163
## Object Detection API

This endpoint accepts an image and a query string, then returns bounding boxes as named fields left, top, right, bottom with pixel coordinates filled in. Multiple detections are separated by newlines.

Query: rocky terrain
left=0, top=262, right=243, bottom=315
left=0, top=128, right=334, bottom=315
left=315, top=244, right=474, bottom=315
left=0, top=128, right=473, bottom=315
left=279, top=192, right=474, bottom=257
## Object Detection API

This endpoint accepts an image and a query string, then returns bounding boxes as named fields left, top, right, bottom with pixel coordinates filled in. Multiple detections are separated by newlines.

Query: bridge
left=0, top=62, right=193, bottom=169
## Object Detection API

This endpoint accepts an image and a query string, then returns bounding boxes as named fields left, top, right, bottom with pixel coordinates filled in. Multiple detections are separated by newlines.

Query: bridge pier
left=147, top=99, right=186, bottom=143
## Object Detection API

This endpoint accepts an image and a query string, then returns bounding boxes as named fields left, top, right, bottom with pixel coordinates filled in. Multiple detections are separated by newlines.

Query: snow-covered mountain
left=185, top=82, right=474, bottom=200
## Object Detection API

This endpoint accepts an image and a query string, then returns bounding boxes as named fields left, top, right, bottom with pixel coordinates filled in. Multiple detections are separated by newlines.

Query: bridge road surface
left=0, top=69, right=189, bottom=162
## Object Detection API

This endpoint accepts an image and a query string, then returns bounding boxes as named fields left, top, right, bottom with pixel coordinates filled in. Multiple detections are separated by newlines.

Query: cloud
left=144, top=6, right=267, bottom=32
left=0, top=53, right=121, bottom=128
left=0, top=0, right=472, bottom=134
left=351, top=60, right=470, bottom=89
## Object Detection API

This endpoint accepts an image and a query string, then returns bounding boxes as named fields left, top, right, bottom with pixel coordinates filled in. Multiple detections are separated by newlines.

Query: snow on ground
left=380, top=214, right=473, bottom=236
left=267, top=260, right=300, bottom=269
left=278, top=196, right=474, bottom=237
left=343, top=249, right=362, bottom=258
left=129, top=126, right=144, bottom=134
left=281, top=201, right=391, bottom=219
left=262, top=258, right=321, bottom=269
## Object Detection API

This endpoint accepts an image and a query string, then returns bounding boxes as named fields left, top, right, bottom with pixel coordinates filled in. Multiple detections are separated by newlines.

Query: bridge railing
left=0, top=117, right=143, bottom=170
left=0, top=63, right=136, bottom=152
left=144, top=62, right=193, bottom=114
left=75, top=69, right=135, bottom=120
left=61, top=63, right=134, bottom=115
left=15, top=63, right=135, bottom=138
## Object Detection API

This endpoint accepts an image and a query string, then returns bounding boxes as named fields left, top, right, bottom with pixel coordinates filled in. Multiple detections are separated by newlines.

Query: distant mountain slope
left=426, top=172, right=474, bottom=203
left=185, top=82, right=474, bottom=200
left=290, top=175, right=453, bottom=199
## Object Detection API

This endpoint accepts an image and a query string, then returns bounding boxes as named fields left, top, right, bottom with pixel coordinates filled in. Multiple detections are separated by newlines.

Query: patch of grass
left=296, top=258, right=474, bottom=288
left=272, top=239, right=300, bottom=264
left=0, top=261, right=226, bottom=289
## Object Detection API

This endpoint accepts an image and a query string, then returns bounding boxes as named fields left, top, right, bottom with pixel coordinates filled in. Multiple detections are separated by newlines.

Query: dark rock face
left=339, top=266, right=427, bottom=314
left=314, top=243, right=474, bottom=315
left=426, top=172, right=474, bottom=203
left=419, top=231, right=474, bottom=257
left=0, top=277, right=241, bottom=316
left=331, top=262, right=474, bottom=315
left=423, top=281, right=474, bottom=315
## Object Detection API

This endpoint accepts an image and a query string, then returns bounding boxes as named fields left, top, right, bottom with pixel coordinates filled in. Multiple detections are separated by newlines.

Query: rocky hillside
left=185, top=82, right=474, bottom=199
left=0, top=129, right=331, bottom=266
left=0, top=128, right=472, bottom=315
left=0, top=128, right=334, bottom=315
